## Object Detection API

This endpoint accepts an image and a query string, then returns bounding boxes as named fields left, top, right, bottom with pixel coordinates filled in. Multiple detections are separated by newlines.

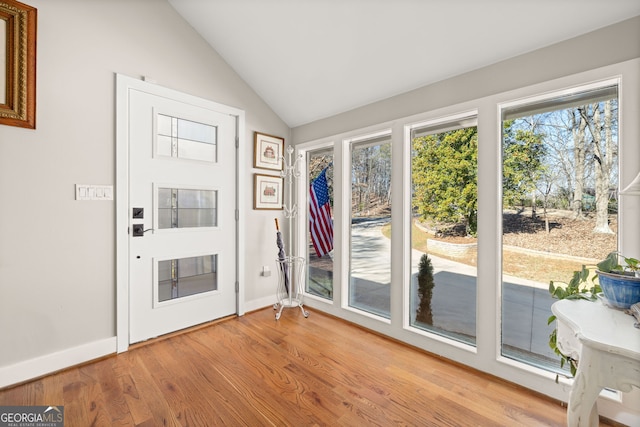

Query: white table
left=551, top=299, right=640, bottom=427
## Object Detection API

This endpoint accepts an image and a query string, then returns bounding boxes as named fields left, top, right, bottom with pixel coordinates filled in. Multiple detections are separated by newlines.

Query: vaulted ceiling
left=168, top=0, right=640, bottom=127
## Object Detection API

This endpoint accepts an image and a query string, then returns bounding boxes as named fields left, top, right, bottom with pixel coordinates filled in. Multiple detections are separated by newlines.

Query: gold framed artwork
left=254, top=173, right=283, bottom=210
left=254, top=131, right=284, bottom=171
left=0, top=0, right=37, bottom=129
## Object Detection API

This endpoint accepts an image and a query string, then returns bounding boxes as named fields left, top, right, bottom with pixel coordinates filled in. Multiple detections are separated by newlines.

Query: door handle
left=132, top=224, right=154, bottom=237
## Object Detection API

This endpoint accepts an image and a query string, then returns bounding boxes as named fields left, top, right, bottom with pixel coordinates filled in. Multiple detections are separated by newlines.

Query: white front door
left=127, top=87, right=238, bottom=343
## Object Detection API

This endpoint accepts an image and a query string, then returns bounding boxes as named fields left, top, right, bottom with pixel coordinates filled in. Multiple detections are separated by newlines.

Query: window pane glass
left=158, top=255, right=217, bottom=302
left=157, top=135, right=173, bottom=157
left=156, top=114, right=217, bottom=162
left=177, top=118, right=216, bottom=144
left=157, top=187, right=175, bottom=229
left=500, top=85, right=618, bottom=373
left=157, top=114, right=173, bottom=137
left=349, top=136, right=392, bottom=318
left=157, top=188, right=217, bottom=229
left=177, top=189, right=215, bottom=208
left=177, top=138, right=217, bottom=162
left=307, top=149, right=334, bottom=300
left=409, top=123, right=478, bottom=345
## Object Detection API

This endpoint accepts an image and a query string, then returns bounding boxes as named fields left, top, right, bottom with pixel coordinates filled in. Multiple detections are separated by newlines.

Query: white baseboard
left=0, top=337, right=117, bottom=388
left=598, top=390, right=640, bottom=427
left=0, top=297, right=292, bottom=388
left=243, top=295, right=278, bottom=313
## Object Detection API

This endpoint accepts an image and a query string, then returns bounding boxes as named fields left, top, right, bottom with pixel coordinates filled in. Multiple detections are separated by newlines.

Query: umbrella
left=275, top=218, right=290, bottom=295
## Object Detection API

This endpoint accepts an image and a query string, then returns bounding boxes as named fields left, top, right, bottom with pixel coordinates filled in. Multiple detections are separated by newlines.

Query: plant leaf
left=597, top=252, right=619, bottom=272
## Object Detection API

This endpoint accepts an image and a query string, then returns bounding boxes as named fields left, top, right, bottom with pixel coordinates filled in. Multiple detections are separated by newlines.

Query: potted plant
left=547, top=264, right=600, bottom=377
left=547, top=251, right=640, bottom=376
left=622, top=255, right=640, bottom=278
left=595, top=252, right=640, bottom=309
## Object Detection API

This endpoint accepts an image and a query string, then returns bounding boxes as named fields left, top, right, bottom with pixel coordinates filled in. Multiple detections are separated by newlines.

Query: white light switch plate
left=76, top=184, right=113, bottom=201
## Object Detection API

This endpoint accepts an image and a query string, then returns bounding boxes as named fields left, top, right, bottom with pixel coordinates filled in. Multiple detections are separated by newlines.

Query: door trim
left=115, top=74, right=245, bottom=353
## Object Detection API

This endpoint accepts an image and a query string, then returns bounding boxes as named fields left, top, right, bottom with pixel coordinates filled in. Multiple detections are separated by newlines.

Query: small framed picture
left=254, top=174, right=283, bottom=210
left=254, top=132, right=284, bottom=171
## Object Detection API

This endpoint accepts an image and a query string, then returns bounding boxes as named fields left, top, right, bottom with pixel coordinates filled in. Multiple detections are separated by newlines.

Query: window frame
left=304, top=145, right=336, bottom=302
left=297, top=139, right=337, bottom=307
left=345, top=130, right=393, bottom=321
left=294, top=61, right=639, bottom=422
left=404, top=110, right=479, bottom=347
left=496, top=78, right=621, bottom=374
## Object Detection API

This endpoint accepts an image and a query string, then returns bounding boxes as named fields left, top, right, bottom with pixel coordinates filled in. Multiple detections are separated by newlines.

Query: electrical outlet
left=262, top=266, right=271, bottom=277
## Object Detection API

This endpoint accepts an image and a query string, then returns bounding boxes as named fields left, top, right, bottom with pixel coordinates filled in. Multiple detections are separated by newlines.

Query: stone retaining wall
left=427, top=239, right=477, bottom=260
left=426, top=238, right=597, bottom=265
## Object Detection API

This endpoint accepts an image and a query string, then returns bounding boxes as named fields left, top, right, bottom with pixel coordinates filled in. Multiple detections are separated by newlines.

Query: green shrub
left=416, top=254, right=435, bottom=324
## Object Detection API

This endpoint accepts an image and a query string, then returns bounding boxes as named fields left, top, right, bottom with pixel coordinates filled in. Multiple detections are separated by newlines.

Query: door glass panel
left=158, top=187, right=217, bottom=229
left=409, top=119, right=478, bottom=345
left=349, top=135, right=392, bottom=318
left=156, top=113, right=217, bottom=162
left=158, top=255, right=218, bottom=302
left=500, top=85, right=618, bottom=373
left=307, top=149, right=334, bottom=300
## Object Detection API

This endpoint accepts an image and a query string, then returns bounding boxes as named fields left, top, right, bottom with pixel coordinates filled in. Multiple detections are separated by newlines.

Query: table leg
left=567, top=347, right=601, bottom=427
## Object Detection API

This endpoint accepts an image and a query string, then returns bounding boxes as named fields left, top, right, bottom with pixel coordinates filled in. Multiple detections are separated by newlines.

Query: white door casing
left=116, top=75, right=246, bottom=351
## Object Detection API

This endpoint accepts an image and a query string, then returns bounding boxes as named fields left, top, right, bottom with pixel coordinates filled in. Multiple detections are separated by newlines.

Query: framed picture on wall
left=254, top=132, right=284, bottom=171
left=0, top=0, right=37, bottom=129
left=254, top=174, right=283, bottom=210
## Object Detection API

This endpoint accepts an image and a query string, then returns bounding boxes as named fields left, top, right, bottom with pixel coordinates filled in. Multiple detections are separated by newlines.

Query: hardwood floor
left=0, top=307, right=612, bottom=426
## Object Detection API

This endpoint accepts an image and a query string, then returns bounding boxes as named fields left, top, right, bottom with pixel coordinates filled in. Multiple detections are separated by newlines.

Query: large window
left=306, top=149, right=334, bottom=299
left=349, top=133, right=392, bottom=318
left=500, top=84, right=618, bottom=372
left=409, top=115, right=478, bottom=344
left=297, top=66, right=637, bottom=425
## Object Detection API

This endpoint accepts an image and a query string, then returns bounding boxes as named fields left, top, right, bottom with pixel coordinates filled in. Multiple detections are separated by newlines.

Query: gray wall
left=0, top=0, right=288, bottom=372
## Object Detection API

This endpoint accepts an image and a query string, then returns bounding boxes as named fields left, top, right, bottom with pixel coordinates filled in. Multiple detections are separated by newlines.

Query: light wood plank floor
left=0, top=307, right=613, bottom=426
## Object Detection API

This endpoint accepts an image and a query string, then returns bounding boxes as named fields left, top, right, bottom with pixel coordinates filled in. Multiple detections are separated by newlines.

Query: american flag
left=309, top=167, right=333, bottom=257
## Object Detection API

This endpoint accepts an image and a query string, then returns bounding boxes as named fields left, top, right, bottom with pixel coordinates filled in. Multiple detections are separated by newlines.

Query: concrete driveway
left=347, top=217, right=559, bottom=365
